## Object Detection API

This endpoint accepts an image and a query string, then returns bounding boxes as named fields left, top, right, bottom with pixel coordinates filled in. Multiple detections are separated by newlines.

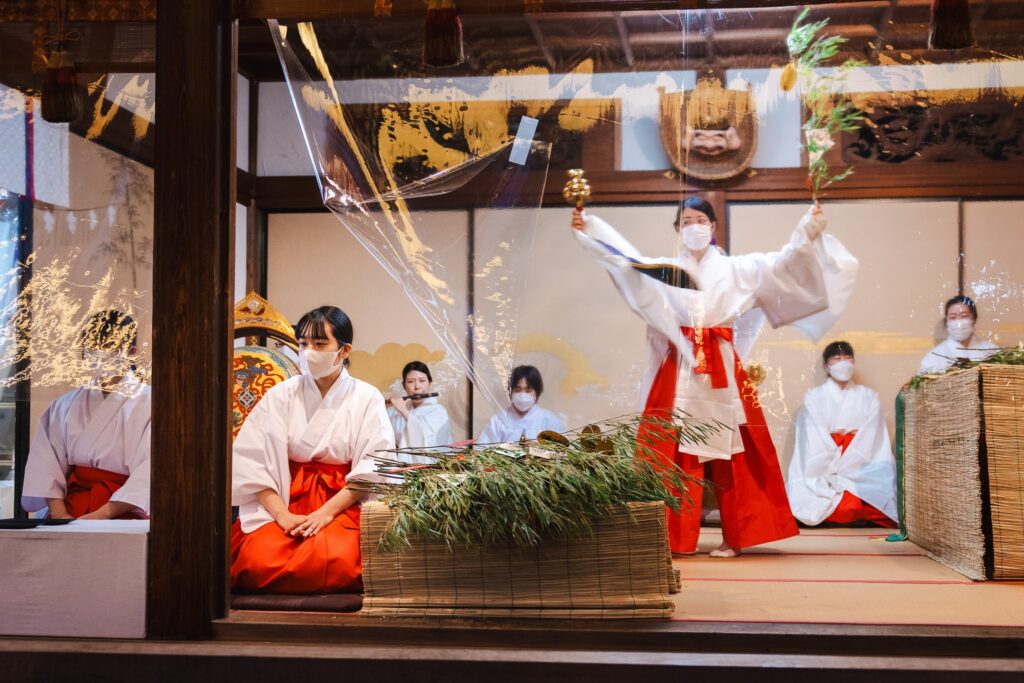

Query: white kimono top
left=388, top=398, right=452, bottom=464
left=918, top=335, right=999, bottom=374
left=478, top=405, right=565, bottom=444
left=232, top=369, right=393, bottom=533
left=575, top=209, right=858, bottom=460
left=22, top=373, right=151, bottom=515
left=786, top=379, right=897, bottom=525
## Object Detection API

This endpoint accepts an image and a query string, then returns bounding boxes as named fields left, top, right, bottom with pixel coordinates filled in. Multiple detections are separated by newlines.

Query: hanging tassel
left=423, top=0, right=464, bottom=68
left=42, top=43, right=83, bottom=123
left=40, top=2, right=82, bottom=124
left=928, top=0, right=974, bottom=50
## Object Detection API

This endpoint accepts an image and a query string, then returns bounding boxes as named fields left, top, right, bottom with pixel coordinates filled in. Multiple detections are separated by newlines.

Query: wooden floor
left=6, top=527, right=1024, bottom=681
left=674, top=527, right=1024, bottom=627
left=208, top=525, right=1024, bottom=663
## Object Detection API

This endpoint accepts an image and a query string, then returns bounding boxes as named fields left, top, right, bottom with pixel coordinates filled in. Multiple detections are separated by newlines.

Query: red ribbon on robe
left=681, top=326, right=733, bottom=389
left=831, top=432, right=856, bottom=453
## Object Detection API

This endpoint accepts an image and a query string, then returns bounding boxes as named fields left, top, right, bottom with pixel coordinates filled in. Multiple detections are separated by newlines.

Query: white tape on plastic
left=509, top=116, right=538, bottom=165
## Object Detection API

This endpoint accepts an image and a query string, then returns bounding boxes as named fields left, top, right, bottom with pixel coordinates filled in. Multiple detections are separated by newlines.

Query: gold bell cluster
left=563, top=169, right=591, bottom=209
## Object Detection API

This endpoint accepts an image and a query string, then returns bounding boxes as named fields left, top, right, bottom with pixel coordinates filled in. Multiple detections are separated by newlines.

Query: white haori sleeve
left=919, top=337, right=1000, bottom=374
left=397, top=400, right=452, bottom=450
left=232, top=385, right=292, bottom=533
left=786, top=395, right=846, bottom=525
left=735, top=207, right=858, bottom=341
left=106, top=395, right=152, bottom=515
left=387, top=406, right=404, bottom=448
left=477, top=411, right=508, bottom=444
left=344, top=382, right=396, bottom=487
left=731, top=308, right=766, bottom=362
left=574, top=213, right=694, bottom=361
left=918, top=341, right=952, bottom=374
left=836, top=390, right=897, bottom=521
left=540, top=407, right=566, bottom=434
left=21, top=395, right=75, bottom=513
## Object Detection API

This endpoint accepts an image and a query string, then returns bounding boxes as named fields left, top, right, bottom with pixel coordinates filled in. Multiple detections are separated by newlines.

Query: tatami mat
left=672, top=527, right=1024, bottom=626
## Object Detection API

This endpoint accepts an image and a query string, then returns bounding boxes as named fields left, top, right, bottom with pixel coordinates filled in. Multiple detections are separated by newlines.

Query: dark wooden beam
left=3, top=635, right=1024, bottom=682
left=246, top=80, right=265, bottom=296
left=253, top=175, right=326, bottom=211
left=252, top=160, right=1024, bottom=214
left=237, top=169, right=255, bottom=204
left=149, top=0, right=235, bottom=639
left=238, top=0, right=857, bottom=21
left=212, top=612, right=1024, bottom=660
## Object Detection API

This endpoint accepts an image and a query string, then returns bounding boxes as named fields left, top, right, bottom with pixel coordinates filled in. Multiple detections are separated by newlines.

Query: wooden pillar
left=246, top=79, right=266, bottom=296
left=148, top=0, right=236, bottom=639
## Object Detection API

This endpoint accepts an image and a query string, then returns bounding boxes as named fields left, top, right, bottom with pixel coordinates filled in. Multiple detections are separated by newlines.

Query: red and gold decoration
left=423, top=0, right=464, bottom=68
left=745, top=361, right=767, bottom=386
left=232, top=292, right=300, bottom=436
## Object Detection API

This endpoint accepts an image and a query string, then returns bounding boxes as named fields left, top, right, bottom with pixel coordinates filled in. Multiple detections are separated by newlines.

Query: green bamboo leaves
left=357, top=412, right=722, bottom=553
left=784, top=7, right=866, bottom=200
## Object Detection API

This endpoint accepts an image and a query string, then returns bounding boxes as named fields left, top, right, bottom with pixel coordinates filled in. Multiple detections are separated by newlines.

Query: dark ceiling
left=0, top=1, right=1020, bottom=85
left=236, top=0, right=1024, bottom=81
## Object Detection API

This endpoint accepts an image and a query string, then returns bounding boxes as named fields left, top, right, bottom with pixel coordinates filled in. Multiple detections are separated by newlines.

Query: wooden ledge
left=214, top=610, right=1024, bottom=659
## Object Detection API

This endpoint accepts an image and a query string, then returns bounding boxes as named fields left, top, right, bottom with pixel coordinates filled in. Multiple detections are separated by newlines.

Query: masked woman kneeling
left=231, top=306, right=392, bottom=594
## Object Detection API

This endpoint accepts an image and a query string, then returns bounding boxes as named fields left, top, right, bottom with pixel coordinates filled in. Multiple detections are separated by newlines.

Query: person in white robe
left=478, top=365, right=565, bottom=443
left=787, top=341, right=897, bottom=527
left=572, top=197, right=858, bottom=556
left=231, top=305, right=393, bottom=594
left=387, top=360, right=452, bottom=462
left=919, top=295, right=999, bottom=374
left=22, top=309, right=150, bottom=519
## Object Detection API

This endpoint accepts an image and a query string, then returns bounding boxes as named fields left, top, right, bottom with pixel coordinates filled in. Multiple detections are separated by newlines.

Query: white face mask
left=946, top=318, right=974, bottom=343
left=828, top=359, right=855, bottom=383
left=300, top=348, right=342, bottom=379
left=511, top=391, right=536, bottom=413
left=680, top=223, right=712, bottom=252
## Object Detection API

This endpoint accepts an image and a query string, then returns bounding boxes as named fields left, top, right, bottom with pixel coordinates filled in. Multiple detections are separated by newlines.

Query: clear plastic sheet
left=265, top=6, right=1024, bottom=447
left=0, top=90, right=153, bottom=400
left=0, top=67, right=155, bottom=491
left=0, top=200, right=151, bottom=392
left=271, top=18, right=563, bottom=411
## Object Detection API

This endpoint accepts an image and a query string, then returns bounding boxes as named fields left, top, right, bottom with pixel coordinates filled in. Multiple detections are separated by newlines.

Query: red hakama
left=231, top=460, right=362, bottom=594
left=822, top=433, right=898, bottom=528
left=65, top=465, right=130, bottom=518
left=639, top=326, right=798, bottom=554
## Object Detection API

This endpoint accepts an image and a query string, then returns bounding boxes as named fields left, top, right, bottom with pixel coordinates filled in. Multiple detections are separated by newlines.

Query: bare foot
left=708, top=543, right=741, bottom=558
